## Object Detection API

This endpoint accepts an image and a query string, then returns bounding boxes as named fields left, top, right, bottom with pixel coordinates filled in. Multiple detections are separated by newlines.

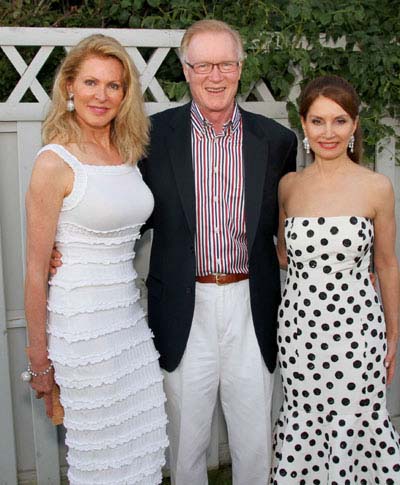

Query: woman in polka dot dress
left=271, top=75, right=400, bottom=484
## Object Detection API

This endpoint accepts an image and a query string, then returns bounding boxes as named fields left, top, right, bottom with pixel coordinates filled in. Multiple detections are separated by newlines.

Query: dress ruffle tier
left=48, top=223, right=167, bottom=485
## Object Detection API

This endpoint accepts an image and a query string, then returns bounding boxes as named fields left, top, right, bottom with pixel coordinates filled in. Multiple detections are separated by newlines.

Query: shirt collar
left=190, top=101, right=241, bottom=137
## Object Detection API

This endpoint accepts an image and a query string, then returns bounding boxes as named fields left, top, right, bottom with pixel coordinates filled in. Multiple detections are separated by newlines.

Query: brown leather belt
left=195, top=273, right=249, bottom=285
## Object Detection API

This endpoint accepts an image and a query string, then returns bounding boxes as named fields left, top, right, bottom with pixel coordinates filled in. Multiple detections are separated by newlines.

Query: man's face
left=183, top=31, right=242, bottom=122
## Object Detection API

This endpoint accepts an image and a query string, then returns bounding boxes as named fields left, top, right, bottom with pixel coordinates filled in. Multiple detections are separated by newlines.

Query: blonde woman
left=24, top=34, right=167, bottom=484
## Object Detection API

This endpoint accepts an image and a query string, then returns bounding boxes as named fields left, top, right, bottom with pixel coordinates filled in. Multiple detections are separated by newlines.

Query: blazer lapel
left=164, top=105, right=270, bottom=250
left=242, top=110, right=270, bottom=256
left=168, top=104, right=196, bottom=236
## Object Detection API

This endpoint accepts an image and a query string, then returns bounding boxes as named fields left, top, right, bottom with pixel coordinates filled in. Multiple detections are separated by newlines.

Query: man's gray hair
left=179, top=19, right=246, bottom=64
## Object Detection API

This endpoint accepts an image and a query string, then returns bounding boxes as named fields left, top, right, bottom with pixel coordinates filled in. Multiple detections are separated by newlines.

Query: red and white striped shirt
left=191, top=102, right=248, bottom=276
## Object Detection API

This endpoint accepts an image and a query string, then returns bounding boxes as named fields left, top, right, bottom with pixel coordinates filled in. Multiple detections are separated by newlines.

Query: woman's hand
left=28, top=362, right=55, bottom=418
left=385, top=339, right=398, bottom=386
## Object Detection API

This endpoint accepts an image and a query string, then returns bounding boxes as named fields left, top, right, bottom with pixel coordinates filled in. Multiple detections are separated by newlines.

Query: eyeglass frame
left=184, top=60, right=241, bottom=74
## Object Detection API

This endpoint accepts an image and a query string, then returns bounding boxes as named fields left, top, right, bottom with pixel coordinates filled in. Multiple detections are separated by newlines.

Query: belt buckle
left=215, top=273, right=226, bottom=285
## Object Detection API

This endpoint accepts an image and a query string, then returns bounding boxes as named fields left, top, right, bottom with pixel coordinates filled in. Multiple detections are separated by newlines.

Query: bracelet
left=21, top=362, right=53, bottom=382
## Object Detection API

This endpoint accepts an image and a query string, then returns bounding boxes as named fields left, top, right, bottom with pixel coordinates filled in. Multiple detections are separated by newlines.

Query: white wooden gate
left=0, top=27, right=398, bottom=484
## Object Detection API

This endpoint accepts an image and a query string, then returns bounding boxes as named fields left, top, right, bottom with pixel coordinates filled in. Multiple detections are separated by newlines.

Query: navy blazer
left=140, top=102, right=297, bottom=372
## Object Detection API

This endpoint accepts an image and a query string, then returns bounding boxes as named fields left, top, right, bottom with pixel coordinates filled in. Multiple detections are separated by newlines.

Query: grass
left=162, top=466, right=232, bottom=484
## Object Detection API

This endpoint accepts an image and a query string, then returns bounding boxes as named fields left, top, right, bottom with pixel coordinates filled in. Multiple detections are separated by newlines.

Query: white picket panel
left=0, top=224, right=18, bottom=485
left=0, top=27, right=184, bottom=47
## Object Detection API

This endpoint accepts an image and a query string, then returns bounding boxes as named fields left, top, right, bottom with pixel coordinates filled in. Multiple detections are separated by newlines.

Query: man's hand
left=49, top=246, right=62, bottom=276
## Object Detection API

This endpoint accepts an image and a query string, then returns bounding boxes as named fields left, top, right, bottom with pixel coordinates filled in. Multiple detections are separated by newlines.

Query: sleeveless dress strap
left=37, top=144, right=88, bottom=211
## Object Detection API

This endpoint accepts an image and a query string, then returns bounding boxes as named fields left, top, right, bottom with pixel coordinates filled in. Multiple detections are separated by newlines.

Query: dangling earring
left=348, top=135, right=355, bottom=153
left=66, top=93, right=75, bottom=112
left=303, top=136, right=310, bottom=154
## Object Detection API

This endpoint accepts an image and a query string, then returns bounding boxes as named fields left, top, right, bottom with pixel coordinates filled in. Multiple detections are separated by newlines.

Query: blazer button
left=185, top=287, right=192, bottom=294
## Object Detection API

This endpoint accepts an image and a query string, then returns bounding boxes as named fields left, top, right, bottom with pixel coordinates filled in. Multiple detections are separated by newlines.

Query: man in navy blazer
left=141, top=19, right=297, bottom=485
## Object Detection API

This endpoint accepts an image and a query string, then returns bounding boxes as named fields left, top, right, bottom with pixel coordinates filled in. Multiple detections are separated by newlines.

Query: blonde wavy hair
left=42, top=34, right=149, bottom=164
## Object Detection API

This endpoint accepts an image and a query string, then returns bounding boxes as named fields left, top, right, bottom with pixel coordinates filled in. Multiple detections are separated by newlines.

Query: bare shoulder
left=278, top=171, right=300, bottom=207
left=370, top=172, right=394, bottom=210
left=30, top=149, right=73, bottom=195
left=34, top=149, right=66, bottom=171
left=351, top=162, right=386, bottom=181
left=370, top=171, right=393, bottom=192
left=279, top=171, right=298, bottom=190
left=353, top=166, right=394, bottom=217
left=356, top=165, right=393, bottom=194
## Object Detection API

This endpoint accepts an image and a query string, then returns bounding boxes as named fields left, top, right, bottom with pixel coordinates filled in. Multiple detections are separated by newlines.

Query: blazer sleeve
left=138, top=157, right=154, bottom=234
left=282, top=132, right=298, bottom=177
left=273, top=131, right=298, bottom=235
left=137, top=112, right=161, bottom=234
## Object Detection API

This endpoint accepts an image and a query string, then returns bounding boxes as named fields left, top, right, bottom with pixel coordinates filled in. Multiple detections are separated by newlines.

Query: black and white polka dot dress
left=270, top=216, right=400, bottom=484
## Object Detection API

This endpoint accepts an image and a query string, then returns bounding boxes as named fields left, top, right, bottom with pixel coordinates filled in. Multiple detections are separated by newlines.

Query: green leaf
left=287, top=3, right=301, bottom=19
left=133, top=0, right=145, bottom=8
left=286, top=101, right=301, bottom=130
left=319, top=12, right=332, bottom=26
left=109, top=4, right=120, bottom=16
left=159, top=80, right=188, bottom=101
left=147, top=0, right=161, bottom=7
left=129, top=15, right=141, bottom=27
left=118, top=9, right=131, bottom=24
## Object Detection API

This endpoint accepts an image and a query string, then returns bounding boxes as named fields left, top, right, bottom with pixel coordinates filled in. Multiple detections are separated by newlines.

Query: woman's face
left=301, top=95, right=357, bottom=161
left=67, top=55, right=125, bottom=131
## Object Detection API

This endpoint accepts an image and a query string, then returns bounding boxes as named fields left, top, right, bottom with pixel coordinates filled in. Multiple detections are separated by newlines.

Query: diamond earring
left=66, top=93, right=75, bottom=112
left=303, top=136, right=310, bottom=154
left=348, top=135, right=355, bottom=153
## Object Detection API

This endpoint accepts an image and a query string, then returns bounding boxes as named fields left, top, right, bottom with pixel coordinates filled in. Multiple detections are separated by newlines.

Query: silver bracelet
left=21, top=362, right=53, bottom=382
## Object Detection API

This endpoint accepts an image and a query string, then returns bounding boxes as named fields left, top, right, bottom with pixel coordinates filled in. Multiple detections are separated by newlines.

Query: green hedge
left=1, top=0, right=399, bottom=162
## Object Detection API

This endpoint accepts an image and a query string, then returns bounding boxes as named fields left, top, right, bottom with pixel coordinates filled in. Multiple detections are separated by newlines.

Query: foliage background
left=1, top=0, right=399, bottom=162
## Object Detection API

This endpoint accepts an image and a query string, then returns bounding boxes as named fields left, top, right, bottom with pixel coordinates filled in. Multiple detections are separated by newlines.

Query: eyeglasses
left=184, top=61, right=240, bottom=74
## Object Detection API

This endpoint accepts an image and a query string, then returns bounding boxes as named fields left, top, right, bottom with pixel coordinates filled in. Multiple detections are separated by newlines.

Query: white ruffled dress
left=41, top=144, right=168, bottom=485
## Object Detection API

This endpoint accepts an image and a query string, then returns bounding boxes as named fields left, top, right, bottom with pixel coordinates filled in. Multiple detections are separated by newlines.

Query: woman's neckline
left=51, top=143, right=130, bottom=169
left=285, top=215, right=372, bottom=221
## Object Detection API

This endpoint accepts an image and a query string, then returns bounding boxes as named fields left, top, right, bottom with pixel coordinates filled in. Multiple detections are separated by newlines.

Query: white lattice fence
left=0, top=27, right=291, bottom=120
